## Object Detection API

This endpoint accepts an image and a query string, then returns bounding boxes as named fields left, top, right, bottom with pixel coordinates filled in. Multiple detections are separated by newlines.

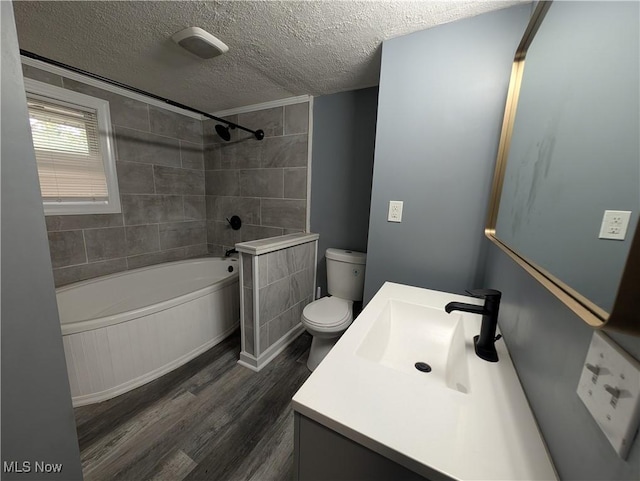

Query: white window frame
left=24, top=78, right=121, bottom=215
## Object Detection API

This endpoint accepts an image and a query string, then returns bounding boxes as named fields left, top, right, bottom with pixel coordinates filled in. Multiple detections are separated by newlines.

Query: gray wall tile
left=240, top=169, right=283, bottom=198
left=287, top=241, right=315, bottom=273
left=284, top=168, right=307, bottom=199
left=206, top=196, right=261, bottom=224
left=258, top=255, right=268, bottom=287
left=115, top=126, right=181, bottom=167
left=180, top=141, right=204, bottom=170
left=283, top=228, right=305, bottom=235
left=184, top=244, right=208, bottom=258
left=125, top=225, right=160, bottom=256
left=53, top=258, right=128, bottom=287
left=84, top=227, right=126, bottom=262
left=48, top=230, right=86, bottom=268
left=159, top=221, right=206, bottom=250
left=154, top=165, right=204, bottom=195
left=126, top=247, right=187, bottom=270
left=261, top=199, right=306, bottom=229
left=204, top=144, right=222, bottom=170
left=22, top=65, right=63, bottom=87
left=232, top=142, right=262, bottom=169
left=266, top=249, right=290, bottom=284
left=284, top=102, right=309, bottom=135
left=184, top=196, right=206, bottom=220
left=242, top=253, right=253, bottom=288
left=46, top=214, right=123, bottom=231
left=261, top=135, right=308, bottom=168
left=243, top=287, right=255, bottom=355
left=116, top=161, right=155, bottom=194
left=207, top=244, right=224, bottom=256
left=241, top=225, right=283, bottom=242
left=149, top=106, right=202, bottom=143
left=62, top=78, right=149, bottom=131
left=259, top=276, right=292, bottom=325
left=267, top=308, right=294, bottom=347
left=291, top=267, right=315, bottom=305
left=259, top=324, right=269, bottom=354
left=122, top=194, right=184, bottom=225
left=205, top=170, right=240, bottom=196
left=207, top=220, right=241, bottom=247
left=238, top=107, right=283, bottom=138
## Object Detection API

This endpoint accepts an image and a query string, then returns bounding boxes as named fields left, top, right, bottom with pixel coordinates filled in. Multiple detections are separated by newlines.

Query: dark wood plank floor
left=74, top=331, right=312, bottom=481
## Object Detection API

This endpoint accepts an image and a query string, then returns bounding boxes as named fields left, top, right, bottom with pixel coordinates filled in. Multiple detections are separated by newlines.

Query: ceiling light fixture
left=172, top=27, right=229, bottom=59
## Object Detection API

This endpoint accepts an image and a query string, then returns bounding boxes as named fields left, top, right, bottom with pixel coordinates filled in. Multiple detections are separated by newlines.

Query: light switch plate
left=577, top=331, right=640, bottom=459
left=599, top=210, right=632, bottom=240
left=388, top=201, right=403, bottom=222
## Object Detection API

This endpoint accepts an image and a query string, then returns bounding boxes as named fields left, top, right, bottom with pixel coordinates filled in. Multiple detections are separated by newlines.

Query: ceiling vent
left=172, top=27, right=229, bottom=59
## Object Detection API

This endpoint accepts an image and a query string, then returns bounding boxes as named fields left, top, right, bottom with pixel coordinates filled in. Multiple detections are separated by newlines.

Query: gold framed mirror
left=486, top=1, right=639, bottom=335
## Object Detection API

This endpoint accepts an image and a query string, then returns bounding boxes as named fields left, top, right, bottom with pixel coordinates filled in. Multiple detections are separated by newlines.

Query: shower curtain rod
left=20, top=49, right=265, bottom=141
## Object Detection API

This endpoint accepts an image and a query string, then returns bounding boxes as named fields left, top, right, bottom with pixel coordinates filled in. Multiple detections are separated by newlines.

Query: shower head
left=215, top=124, right=232, bottom=141
left=215, top=123, right=264, bottom=142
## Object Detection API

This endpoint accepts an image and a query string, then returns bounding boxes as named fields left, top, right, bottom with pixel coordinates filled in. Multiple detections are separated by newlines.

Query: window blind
left=27, top=96, right=109, bottom=202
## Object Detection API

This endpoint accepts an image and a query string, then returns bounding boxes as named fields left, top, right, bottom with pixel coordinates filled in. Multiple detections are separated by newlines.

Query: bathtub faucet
left=445, top=289, right=502, bottom=363
left=225, top=248, right=238, bottom=257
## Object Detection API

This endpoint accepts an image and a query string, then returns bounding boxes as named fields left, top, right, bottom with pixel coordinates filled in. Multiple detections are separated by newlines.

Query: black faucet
left=445, top=289, right=502, bottom=363
left=225, top=248, right=238, bottom=257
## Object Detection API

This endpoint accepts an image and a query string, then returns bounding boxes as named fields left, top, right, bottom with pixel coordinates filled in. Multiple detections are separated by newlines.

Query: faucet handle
left=465, top=288, right=502, bottom=300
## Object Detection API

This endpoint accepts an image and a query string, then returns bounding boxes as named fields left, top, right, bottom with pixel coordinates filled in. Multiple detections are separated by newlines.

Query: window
left=24, top=79, right=120, bottom=215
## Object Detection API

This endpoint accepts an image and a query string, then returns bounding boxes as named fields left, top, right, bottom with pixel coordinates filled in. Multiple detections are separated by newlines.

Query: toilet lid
left=302, top=297, right=352, bottom=328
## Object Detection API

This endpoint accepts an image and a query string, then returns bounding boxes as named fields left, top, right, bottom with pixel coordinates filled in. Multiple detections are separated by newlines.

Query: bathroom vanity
left=292, top=282, right=557, bottom=480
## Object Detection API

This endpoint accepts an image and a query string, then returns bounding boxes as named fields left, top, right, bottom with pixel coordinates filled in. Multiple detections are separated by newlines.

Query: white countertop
left=292, top=282, right=557, bottom=481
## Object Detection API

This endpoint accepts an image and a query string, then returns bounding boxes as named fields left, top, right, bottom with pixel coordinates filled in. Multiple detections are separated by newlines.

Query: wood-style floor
left=74, top=331, right=312, bottom=481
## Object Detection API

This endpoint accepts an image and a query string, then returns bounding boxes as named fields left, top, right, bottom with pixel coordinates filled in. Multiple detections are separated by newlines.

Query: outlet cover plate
left=577, top=331, right=640, bottom=459
left=599, top=210, right=632, bottom=240
left=388, top=201, right=403, bottom=222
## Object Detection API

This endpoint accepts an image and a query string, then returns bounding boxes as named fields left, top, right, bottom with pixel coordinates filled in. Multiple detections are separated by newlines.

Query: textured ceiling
left=14, top=1, right=526, bottom=113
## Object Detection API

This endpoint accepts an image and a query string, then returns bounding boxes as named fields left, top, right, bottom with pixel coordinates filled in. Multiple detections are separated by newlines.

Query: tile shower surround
left=203, top=103, right=310, bottom=255
left=24, top=64, right=310, bottom=286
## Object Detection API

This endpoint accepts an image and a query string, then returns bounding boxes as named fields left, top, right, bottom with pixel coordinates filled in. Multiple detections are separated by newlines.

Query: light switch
left=599, top=210, right=632, bottom=240
left=577, top=331, right=640, bottom=459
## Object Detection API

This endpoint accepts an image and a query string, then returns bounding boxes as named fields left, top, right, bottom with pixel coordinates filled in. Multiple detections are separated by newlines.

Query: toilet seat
left=302, top=296, right=352, bottom=331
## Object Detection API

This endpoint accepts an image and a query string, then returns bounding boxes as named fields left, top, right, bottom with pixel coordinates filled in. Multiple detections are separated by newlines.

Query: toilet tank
left=326, top=248, right=367, bottom=301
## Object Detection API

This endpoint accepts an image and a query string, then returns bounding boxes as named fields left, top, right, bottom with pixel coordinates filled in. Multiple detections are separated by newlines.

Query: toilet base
left=307, top=335, right=340, bottom=371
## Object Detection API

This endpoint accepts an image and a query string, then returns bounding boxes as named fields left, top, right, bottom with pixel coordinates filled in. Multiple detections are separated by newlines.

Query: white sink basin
left=356, top=299, right=470, bottom=394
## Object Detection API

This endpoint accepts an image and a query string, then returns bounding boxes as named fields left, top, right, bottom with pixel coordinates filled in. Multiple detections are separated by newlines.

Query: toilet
left=301, top=248, right=367, bottom=371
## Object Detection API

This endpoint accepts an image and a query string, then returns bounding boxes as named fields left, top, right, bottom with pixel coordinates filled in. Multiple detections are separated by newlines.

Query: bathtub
left=57, top=257, right=240, bottom=406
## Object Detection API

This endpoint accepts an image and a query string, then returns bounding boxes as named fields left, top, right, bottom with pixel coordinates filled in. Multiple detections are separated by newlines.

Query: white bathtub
left=57, top=257, right=240, bottom=406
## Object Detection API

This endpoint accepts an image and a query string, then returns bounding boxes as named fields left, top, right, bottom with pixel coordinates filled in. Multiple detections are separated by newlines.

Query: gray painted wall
left=495, top=1, right=639, bottom=312
left=484, top=245, right=640, bottom=480
left=311, top=88, right=378, bottom=295
left=1, top=2, right=83, bottom=478
left=364, top=5, right=531, bottom=303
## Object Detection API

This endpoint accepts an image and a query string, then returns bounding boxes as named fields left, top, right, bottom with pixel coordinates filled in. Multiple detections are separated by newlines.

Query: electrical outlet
left=577, top=331, right=640, bottom=459
left=599, top=210, right=632, bottom=240
left=388, top=201, right=403, bottom=222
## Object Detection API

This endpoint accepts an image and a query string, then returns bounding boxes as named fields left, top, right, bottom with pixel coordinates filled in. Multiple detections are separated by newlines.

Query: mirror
left=486, top=1, right=640, bottom=334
